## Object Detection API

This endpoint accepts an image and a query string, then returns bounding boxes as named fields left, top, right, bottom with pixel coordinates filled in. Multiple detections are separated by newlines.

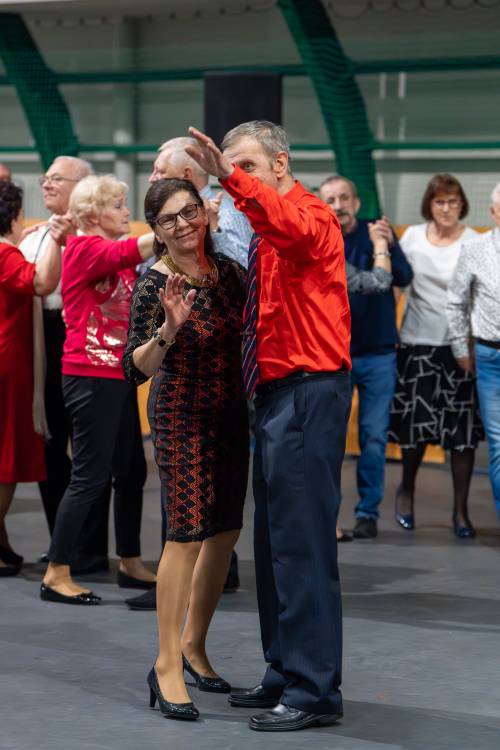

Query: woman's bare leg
left=181, top=529, right=240, bottom=677
left=155, top=540, right=202, bottom=703
left=43, top=561, right=91, bottom=596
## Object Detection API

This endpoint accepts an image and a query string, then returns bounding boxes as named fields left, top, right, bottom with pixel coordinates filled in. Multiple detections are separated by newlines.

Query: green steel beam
left=0, top=13, right=79, bottom=168
left=1, top=55, right=500, bottom=88
left=278, top=0, right=380, bottom=216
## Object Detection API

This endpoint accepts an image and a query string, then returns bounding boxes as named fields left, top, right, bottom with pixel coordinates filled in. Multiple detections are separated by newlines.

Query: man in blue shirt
left=320, top=176, right=413, bottom=538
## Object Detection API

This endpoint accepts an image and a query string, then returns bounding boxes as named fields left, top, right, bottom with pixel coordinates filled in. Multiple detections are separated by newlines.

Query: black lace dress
left=122, top=255, right=249, bottom=542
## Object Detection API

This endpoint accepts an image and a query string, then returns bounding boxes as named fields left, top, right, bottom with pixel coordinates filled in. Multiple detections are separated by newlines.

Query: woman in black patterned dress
left=123, top=179, right=248, bottom=721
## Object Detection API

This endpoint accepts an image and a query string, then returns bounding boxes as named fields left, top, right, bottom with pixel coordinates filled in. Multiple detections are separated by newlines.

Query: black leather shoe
left=395, top=488, right=415, bottom=530
left=228, top=684, right=281, bottom=708
left=118, top=570, right=156, bottom=590
left=453, top=516, right=476, bottom=539
left=147, top=667, right=199, bottom=721
left=353, top=517, right=378, bottom=539
left=0, top=544, right=23, bottom=567
left=249, top=703, right=343, bottom=732
left=40, top=583, right=101, bottom=605
left=125, top=588, right=156, bottom=610
left=0, top=563, right=20, bottom=577
left=182, top=654, right=230, bottom=693
left=337, top=531, right=352, bottom=542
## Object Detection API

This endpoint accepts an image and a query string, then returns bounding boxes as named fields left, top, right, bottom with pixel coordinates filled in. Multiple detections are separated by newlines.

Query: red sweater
left=221, top=167, right=351, bottom=383
left=61, top=235, right=141, bottom=380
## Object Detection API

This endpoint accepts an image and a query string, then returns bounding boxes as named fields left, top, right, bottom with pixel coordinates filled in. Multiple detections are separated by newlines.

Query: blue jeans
left=351, top=351, right=397, bottom=520
left=474, top=342, right=500, bottom=521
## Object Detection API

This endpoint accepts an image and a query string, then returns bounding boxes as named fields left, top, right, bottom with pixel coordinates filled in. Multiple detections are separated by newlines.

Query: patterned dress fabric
left=388, top=344, right=484, bottom=450
left=123, top=254, right=249, bottom=542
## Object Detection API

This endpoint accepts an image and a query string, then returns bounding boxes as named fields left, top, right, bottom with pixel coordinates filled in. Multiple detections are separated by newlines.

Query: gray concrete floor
left=1, top=443, right=500, bottom=750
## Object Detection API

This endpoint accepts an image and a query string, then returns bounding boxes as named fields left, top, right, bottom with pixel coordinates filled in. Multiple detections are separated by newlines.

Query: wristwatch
left=152, top=330, right=174, bottom=348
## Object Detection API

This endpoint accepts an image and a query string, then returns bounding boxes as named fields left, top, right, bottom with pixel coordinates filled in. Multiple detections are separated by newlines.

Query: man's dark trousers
left=253, top=371, right=351, bottom=714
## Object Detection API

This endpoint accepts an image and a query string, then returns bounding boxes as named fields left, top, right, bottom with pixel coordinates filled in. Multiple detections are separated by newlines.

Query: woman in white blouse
left=389, top=174, right=483, bottom=538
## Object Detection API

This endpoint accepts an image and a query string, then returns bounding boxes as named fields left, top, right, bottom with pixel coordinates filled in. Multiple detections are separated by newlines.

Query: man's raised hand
left=185, top=127, right=233, bottom=180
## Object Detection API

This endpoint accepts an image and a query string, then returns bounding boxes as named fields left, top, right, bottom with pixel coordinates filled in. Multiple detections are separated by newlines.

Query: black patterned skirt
left=388, top=344, right=484, bottom=450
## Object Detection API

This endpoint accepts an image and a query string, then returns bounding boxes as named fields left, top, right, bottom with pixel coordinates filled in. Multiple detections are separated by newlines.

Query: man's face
left=149, top=150, right=183, bottom=183
left=41, top=158, right=80, bottom=215
left=319, top=179, right=360, bottom=234
left=222, top=136, right=282, bottom=190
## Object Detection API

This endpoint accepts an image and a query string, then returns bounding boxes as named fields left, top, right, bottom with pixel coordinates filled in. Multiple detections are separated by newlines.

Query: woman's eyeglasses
left=155, top=203, right=200, bottom=230
left=432, top=198, right=461, bottom=209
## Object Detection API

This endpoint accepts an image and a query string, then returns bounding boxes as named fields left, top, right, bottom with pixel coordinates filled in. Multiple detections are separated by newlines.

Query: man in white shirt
left=20, top=156, right=93, bottom=553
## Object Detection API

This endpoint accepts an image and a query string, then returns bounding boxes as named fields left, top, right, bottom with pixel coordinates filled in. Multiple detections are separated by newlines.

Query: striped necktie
left=242, top=233, right=260, bottom=398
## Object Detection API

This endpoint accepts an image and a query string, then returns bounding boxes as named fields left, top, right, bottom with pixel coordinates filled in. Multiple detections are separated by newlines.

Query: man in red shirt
left=187, top=121, right=351, bottom=732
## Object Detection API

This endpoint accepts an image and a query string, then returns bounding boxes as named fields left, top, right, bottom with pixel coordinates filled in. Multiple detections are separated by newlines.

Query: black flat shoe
left=453, top=517, right=476, bottom=539
left=0, top=563, right=21, bottom=577
left=0, top=544, right=23, bottom=567
left=249, top=703, right=343, bottom=732
left=337, top=532, right=352, bottom=542
left=40, top=583, right=101, bottom=605
left=125, top=588, right=156, bottom=610
left=353, top=517, right=378, bottom=539
left=228, top=684, right=281, bottom=708
left=182, top=654, right=231, bottom=693
left=118, top=570, right=156, bottom=590
left=147, top=667, right=199, bottom=721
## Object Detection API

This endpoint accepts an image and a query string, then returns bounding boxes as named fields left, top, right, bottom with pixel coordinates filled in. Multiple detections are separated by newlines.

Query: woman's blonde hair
left=69, top=174, right=127, bottom=229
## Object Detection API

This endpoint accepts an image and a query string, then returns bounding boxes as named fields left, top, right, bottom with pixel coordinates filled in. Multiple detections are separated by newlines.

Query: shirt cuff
left=451, top=340, right=470, bottom=360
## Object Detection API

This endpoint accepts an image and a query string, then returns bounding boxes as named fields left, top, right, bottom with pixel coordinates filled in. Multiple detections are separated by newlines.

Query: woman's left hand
left=158, top=273, right=197, bottom=337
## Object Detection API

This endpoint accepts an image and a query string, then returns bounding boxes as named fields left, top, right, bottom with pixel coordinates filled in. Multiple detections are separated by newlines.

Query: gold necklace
left=161, top=253, right=219, bottom=288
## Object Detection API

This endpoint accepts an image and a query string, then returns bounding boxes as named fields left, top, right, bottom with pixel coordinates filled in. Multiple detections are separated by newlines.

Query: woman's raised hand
left=158, top=273, right=197, bottom=336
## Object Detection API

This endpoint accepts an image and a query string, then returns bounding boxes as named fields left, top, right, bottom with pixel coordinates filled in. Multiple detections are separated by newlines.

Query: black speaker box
left=204, top=72, right=282, bottom=148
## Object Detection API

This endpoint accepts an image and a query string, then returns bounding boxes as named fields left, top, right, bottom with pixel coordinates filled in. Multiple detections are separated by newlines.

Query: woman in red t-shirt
left=0, top=180, right=62, bottom=576
left=41, top=175, right=155, bottom=604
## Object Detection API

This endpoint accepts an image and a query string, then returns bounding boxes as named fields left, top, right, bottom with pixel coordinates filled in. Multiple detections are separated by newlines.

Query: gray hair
left=52, top=155, right=94, bottom=180
left=221, top=120, right=291, bottom=169
left=490, top=181, right=500, bottom=206
left=319, top=175, right=358, bottom=199
left=158, top=137, right=206, bottom=178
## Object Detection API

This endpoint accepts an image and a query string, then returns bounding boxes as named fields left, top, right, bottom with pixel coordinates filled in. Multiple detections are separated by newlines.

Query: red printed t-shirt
left=220, top=166, right=351, bottom=383
left=61, top=235, right=141, bottom=380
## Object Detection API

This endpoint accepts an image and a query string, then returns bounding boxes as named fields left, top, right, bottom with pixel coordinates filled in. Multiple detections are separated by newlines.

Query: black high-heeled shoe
left=395, top=488, right=415, bottom=530
left=453, top=516, right=476, bottom=539
left=182, top=654, right=231, bottom=693
left=147, top=667, right=199, bottom=721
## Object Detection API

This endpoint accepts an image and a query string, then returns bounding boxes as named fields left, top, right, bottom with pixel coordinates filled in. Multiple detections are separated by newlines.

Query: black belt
left=255, top=369, right=348, bottom=396
left=43, top=308, right=63, bottom=318
left=476, top=337, right=500, bottom=350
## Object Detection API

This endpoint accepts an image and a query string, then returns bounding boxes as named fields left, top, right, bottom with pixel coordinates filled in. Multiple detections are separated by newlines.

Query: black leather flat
left=147, top=667, right=199, bottom=721
left=0, top=544, right=23, bottom=567
left=117, top=570, right=156, bottom=590
left=0, top=563, right=20, bottom=578
left=228, top=684, right=281, bottom=708
left=182, top=654, right=231, bottom=693
left=249, top=703, right=343, bottom=732
left=125, top=588, right=156, bottom=611
left=40, top=583, right=101, bottom=605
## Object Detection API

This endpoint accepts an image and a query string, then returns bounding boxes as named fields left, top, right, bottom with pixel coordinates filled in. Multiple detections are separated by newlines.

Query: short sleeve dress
left=0, top=242, right=46, bottom=482
left=123, top=254, right=249, bottom=542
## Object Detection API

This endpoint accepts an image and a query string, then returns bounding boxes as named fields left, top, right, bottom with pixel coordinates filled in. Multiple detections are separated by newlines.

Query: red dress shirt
left=221, top=166, right=351, bottom=383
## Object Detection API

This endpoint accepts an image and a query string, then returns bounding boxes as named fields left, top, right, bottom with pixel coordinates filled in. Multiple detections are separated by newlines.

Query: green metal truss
left=278, top=0, right=380, bottom=217
left=0, top=13, right=79, bottom=168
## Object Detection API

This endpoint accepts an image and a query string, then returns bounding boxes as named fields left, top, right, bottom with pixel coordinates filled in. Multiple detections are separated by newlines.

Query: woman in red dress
left=0, top=180, right=63, bottom=575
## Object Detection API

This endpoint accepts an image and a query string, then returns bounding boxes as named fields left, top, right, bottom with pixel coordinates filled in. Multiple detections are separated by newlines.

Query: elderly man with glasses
left=20, top=155, right=94, bottom=559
